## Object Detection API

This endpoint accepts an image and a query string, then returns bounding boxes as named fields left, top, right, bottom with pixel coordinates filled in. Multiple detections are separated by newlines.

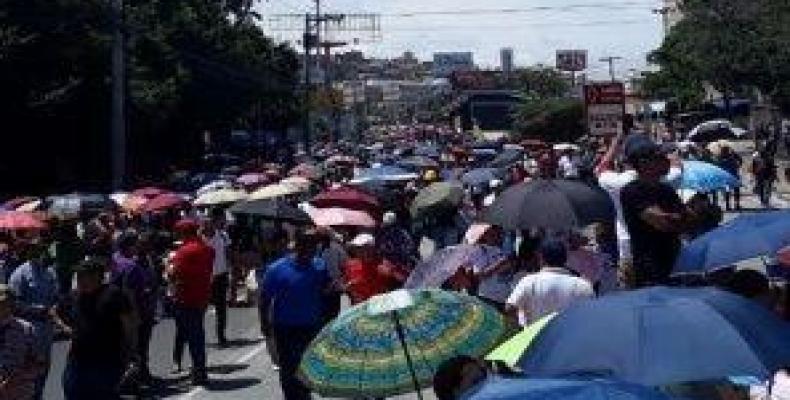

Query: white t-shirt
left=596, top=167, right=682, bottom=260
left=507, top=268, right=594, bottom=326
left=209, top=231, right=231, bottom=276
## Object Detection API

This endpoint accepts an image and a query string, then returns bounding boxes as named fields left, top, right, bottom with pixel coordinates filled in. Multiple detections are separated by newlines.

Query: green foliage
left=0, top=0, right=299, bottom=193
left=513, top=99, right=585, bottom=143
left=649, top=0, right=790, bottom=113
left=515, top=67, right=570, bottom=99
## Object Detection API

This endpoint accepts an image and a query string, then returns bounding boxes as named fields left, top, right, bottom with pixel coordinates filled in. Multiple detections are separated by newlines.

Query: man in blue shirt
left=261, top=229, right=329, bottom=400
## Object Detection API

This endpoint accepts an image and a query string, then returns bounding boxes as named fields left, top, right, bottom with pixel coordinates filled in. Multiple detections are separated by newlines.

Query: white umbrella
left=552, top=143, right=581, bottom=152
left=280, top=176, right=312, bottom=191
left=193, top=188, right=248, bottom=206
left=249, top=183, right=304, bottom=201
left=688, top=120, right=747, bottom=141
left=196, top=180, right=234, bottom=197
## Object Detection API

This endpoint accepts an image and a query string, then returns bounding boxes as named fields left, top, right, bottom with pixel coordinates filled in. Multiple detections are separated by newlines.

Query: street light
left=599, top=56, right=623, bottom=82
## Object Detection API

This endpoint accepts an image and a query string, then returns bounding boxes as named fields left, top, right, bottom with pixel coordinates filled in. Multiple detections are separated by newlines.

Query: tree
left=0, top=0, right=300, bottom=195
left=510, top=66, right=583, bottom=142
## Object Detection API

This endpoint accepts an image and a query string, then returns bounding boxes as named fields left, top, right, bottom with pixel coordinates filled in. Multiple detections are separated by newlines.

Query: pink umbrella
left=141, top=193, right=189, bottom=213
left=306, top=207, right=377, bottom=228
left=132, top=187, right=168, bottom=199
left=0, top=211, right=47, bottom=231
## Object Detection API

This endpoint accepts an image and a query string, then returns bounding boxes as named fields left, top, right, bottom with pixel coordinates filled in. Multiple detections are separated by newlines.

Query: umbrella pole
left=392, top=311, right=424, bottom=400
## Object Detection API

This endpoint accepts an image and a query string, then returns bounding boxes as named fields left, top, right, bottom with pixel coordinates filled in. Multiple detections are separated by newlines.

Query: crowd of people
left=0, top=126, right=788, bottom=400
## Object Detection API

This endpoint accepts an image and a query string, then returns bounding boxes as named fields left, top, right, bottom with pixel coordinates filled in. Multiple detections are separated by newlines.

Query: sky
left=255, top=0, right=665, bottom=80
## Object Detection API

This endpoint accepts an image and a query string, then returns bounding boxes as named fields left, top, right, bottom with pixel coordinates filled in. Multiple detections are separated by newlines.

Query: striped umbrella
left=299, top=289, right=508, bottom=398
left=0, top=211, right=47, bottom=231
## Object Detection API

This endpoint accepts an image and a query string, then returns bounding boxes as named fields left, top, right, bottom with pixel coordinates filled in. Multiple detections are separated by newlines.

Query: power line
left=382, top=19, right=653, bottom=30
left=380, top=1, right=661, bottom=17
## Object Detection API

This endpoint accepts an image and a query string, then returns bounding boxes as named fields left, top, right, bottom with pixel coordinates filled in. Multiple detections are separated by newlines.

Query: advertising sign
left=584, top=82, right=625, bottom=136
left=556, top=50, right=588, bottom=72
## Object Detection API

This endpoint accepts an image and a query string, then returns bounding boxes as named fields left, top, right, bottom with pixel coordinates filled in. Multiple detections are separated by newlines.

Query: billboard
left=584, top=82, right=625, bottom=136
left=556, top=50, right=588, bottom=72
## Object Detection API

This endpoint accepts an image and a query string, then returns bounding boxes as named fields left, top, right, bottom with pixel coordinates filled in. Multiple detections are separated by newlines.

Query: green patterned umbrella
left=299, top=289, right=508, bottom=398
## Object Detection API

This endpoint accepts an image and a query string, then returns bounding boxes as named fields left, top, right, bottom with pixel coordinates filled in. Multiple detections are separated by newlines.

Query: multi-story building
left=432, top=52, right=475, bottom=78
left=500, top=48, right=514, bottom=76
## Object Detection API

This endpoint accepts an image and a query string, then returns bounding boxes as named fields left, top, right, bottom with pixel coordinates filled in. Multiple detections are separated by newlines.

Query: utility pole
left=599, top=56, right=622, bottom=82
left=652, top=6, right=673, bottom=36
left=110, top=0, right=126, bottom=191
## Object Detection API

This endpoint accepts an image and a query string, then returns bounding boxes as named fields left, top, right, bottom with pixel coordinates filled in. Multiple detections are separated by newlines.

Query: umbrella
left=0, top=211, right=47, bottom=231
left=679, top=161, right=740, bottom=192
left=325, top=155, right=358, bottom=166
left=121, top=195, right=149, bottom=214
left=410, top=182, right=464, bottom=218
left=398, top=156, right=440, bottom=171
left=707, top=139, right=735, bottom=156
left=485, top=313, right=555, bottom=368
left=141, top=193, right=189, bottom=213
left=131, top=187, right=168, bottom=199
left=306, top=206, right=377, bottom=228
left=674, top=210, right=790, bottom=273
left=518, top=287, right=790, bottom=386
left=48, top=194, right=117, bottom=219
left=688, top=120, right=746, bottom=142
left=193, top=188, right=247, bottom=206
left=299, top=289, right=508, bottom=398
left=462, top=377, right=674, bottom=400
left=196, top=180, right=234, bottom=197
left=482, top=180, right=615, bottom=230
left=249, top=183, right=304, bottom=201
left=553, top=143, right=581, bottom=152
left=778, top=246, right=790, bottom=267
left=280, top=176, right=312, bottom=191
left=229, top=199, right=311, bottom=223
left=488, top=149, right=523, bottom=168
left=351, top=166, right=419, bottom=184
left=461, top=168, right=503, bottom=187
left=404, top=245, right=492, bottom=289
left=414, top=145, right=440, bottom=158
left=3, top=196, right=38, bottom=210
left=236, top=173, right=270, bottom=188
left=289, top=163, right=323, bottom=180
left=311, top=186, right=380, bottom=214
left=15, top=199, right=43, bottom=213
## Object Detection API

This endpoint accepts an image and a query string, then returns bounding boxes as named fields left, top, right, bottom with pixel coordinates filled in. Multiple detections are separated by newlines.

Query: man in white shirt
left=506, top=240, right=594, bottom=326
left=205, top=209, right=231, bottom=346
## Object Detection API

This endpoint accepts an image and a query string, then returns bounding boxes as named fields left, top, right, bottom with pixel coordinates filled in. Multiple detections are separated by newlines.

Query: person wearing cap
left=167, top=219, right=214, bottom=386
left=343, top=233, right=408, bottom=305
left=61, top=259, right=137, bottom=399
left=595, top=132, right=683, bottom=288
left=8, top=240, right=61, bottom=399
left=0, top=284, right=44, bottom=400
left=506, top=239, right=594, bottom=327
left=260, top=229, right=329, bottom=400
left=619, top=134, right=693, bottom=288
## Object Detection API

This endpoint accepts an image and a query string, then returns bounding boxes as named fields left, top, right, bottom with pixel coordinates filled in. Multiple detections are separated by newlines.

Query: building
left=500, top=48, right=514, bottom=75
left=432, top=52, right=475, bottom=78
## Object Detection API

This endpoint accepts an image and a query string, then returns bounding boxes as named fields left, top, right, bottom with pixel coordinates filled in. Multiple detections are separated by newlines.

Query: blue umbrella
left=680, top=161, right=740, bottom=192
left=674, top=210, right=790, bottom=273
left=351, top=166, right=418, bottom=183
left=519, top=287, right=790, bottom=386
left=462, top=377, right=675, bottom=400
left=461, top=168, right=503, bottom=187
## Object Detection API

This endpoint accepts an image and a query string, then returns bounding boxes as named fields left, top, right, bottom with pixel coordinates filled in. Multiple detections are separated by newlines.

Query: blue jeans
left=62, top=361, right=123, bottom=400
left=173, top=306, right=207, bottom=373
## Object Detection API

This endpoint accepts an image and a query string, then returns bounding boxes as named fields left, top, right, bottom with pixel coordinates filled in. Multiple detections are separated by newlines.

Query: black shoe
left=192, top=372, right=209, bottom=387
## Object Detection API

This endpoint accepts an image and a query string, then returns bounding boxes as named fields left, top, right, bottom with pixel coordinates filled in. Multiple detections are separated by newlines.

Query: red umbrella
left=311, top=186, right=380, bottom=215
left=132, top=187, right=168, bottom=199
left=141, top=193, right=189, bottom=213
left=0, top=211, right=47, bottom=231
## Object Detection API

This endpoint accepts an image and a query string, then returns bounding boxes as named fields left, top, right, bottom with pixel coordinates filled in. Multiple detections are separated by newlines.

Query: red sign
left=584, top=82, right=625, bottom=136
left=584, top=82, right=625, bottom=105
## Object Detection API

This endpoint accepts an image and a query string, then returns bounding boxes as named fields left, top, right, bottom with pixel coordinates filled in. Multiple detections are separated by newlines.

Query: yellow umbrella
left=485, top=313, right=556, bottom=368
left=249, top=183, right=303, bottom=201
left=193, top=188, right=248, bottom=206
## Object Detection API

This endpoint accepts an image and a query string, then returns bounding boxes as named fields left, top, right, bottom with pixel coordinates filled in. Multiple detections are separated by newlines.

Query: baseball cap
left=623, top=134, right=669, bottom=164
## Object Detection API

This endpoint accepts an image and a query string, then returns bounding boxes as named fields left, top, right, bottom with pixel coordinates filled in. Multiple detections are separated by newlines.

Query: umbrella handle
left=392, top=311, right=424, bottom=400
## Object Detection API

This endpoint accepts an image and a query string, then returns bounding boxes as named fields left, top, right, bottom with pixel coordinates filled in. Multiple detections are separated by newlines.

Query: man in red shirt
left=168, top=219, right=214, bottom=386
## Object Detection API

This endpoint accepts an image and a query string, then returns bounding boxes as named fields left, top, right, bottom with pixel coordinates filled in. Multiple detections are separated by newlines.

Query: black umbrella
left=398, top=156, right=440, bottom=171
left=229, top=199, right=311, bottom=224
left=481, top=179, right=615, bottom=230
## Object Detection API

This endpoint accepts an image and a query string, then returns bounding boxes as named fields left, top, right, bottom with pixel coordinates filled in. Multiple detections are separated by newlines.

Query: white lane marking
left=178, top=327, right=267, bottom=400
